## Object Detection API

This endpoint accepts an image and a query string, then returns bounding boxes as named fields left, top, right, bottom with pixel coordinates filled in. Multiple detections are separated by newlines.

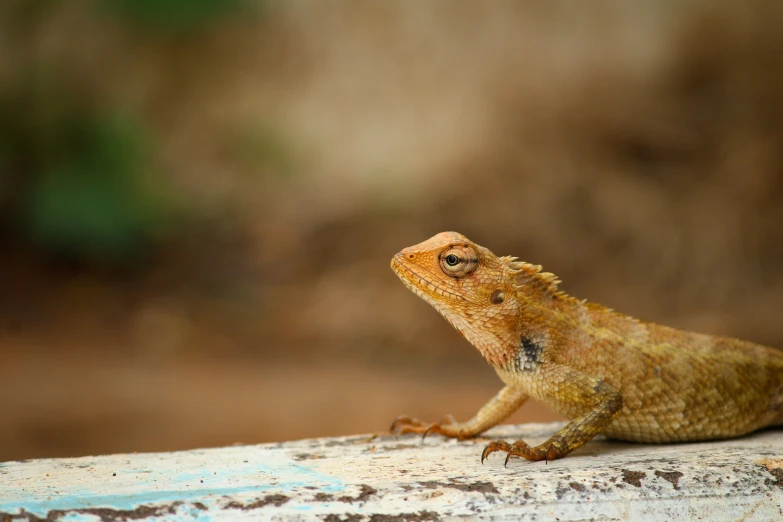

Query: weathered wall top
left=1, top=422, right=782, bottom=521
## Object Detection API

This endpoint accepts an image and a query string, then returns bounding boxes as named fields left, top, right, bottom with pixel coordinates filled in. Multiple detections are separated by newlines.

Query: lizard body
left=390, top=231, right=783, bottom=463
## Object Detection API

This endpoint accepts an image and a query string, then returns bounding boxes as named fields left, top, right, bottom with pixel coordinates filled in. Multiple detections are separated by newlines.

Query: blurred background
left=2, top=0, right=783, bottom=461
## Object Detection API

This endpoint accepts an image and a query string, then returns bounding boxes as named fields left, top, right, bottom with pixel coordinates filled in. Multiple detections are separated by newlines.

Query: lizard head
left=390, top=231, right=523, bottom=366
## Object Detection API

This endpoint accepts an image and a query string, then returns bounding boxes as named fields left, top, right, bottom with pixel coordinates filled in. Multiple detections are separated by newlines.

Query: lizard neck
left=456, top=267, right=587, bottom=370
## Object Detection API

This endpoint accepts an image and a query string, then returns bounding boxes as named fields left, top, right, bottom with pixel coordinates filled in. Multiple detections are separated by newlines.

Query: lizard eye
left=440, top=246, right=478, bottom=278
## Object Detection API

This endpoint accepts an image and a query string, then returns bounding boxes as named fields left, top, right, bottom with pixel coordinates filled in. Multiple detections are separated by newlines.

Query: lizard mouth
left=391, top=256, right=464, bottom=302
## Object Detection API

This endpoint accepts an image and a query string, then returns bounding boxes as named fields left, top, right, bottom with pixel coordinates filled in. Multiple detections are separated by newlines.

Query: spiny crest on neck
left=499, top=256, right=568, bottom=300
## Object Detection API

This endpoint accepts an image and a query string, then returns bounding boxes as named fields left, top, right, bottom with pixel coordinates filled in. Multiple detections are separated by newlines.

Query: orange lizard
left=390, top=232, right=783, bottom=464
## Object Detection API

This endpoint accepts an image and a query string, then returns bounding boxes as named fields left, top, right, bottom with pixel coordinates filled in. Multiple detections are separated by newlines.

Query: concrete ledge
left=1, top=422, right=782, bottom=521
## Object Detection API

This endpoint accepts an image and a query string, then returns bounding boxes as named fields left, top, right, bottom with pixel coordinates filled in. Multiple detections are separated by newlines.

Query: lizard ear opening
left=490, top=289, right=505, bottom=305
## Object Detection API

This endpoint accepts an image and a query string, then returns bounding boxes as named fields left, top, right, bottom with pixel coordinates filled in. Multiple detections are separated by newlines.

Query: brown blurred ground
left=2, top=1, right=783, bottom=460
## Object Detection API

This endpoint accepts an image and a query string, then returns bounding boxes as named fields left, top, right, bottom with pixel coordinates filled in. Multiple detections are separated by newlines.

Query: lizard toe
left=421, top=423, right=442, bottom=441
left=480, top=440, right=512, bottom=464
left=390, top=416, right=429, bottom=436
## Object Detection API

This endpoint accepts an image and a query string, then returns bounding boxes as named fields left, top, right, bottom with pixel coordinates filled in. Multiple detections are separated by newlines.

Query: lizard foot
left=390, top=415, right=464, bottom=440
left=482, top=438, right=566, bottom=465
left=480, top=440, right=512, bottom=464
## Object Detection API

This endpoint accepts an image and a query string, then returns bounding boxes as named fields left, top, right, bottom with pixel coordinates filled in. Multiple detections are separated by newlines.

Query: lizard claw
left=482, top=440, right=550, bottom=466
left=390, top=416, right=404, bottom=433
left=390, top=416, right=440, bottom=438
left=389, top=414, right=468, bottom=440
left=504, top=442, right=534, bottom=466
left=422, top=424, right=440, bottom=441
left=480, top=440, right=512, bottom=464
left=390, top=416, right=427, bottom=436
left=546, top=443, right=554, bottom=464
left=390, top=415, right=413, bottom=433
left=504, top=439, right=562, bottom=463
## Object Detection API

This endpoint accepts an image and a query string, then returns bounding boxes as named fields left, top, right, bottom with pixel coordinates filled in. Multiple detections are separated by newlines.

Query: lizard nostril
left=406, top=253, right=415, bottom=260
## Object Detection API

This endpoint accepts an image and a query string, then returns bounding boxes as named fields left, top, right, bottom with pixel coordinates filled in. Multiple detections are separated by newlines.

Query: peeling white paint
left=1, top=422, right=782, bottom=521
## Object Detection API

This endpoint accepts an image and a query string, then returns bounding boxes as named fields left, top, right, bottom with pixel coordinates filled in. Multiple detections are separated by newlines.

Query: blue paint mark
left=0, top=462, right=346, bottom=518
left=0, top=487, right=243, bottom=511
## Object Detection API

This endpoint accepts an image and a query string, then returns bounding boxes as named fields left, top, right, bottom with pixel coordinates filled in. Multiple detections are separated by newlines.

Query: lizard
left=389, top=231, right=783, bottom=464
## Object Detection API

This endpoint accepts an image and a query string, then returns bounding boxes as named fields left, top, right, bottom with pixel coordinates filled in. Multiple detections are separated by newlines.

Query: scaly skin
left=390, top=232, right=783, bottom=464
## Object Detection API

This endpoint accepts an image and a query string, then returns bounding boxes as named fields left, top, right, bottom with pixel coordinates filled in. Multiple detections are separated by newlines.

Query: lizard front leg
left=391, top=385, right=528, bottom=440
left=482, top=365, right=623, bottom=464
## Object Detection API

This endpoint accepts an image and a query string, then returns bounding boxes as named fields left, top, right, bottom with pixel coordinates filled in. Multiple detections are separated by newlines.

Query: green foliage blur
left=26, top=115, right=163, bottom=264
left=0, top=0, right=255, bottom=266
left=0, top=79, right=163, bottom=267
left=103, top=0, right=248, bottom=32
